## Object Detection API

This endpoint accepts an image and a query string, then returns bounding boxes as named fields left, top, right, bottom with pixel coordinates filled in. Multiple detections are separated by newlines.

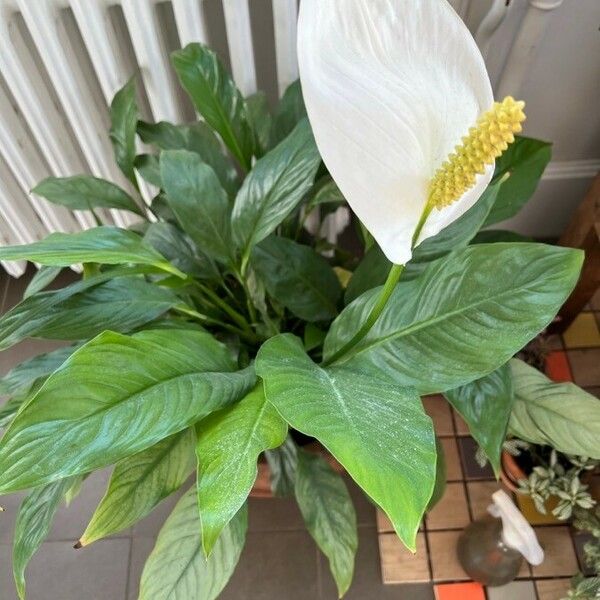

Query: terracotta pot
left=250, top=442, right=344, bottom=498
left=500, top=450, right=528, bottom=492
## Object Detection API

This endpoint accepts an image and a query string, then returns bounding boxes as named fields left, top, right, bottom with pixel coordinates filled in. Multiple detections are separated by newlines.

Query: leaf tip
left=73, top=540, right=83, bottom=550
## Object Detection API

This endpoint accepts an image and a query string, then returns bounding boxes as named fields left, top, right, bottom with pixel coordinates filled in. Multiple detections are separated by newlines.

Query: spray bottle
left=457, top=490, right=544, bottom=586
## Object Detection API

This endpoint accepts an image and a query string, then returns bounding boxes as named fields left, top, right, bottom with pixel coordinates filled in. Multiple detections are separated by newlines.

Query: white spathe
left=297, top=0, right=495, bottom=265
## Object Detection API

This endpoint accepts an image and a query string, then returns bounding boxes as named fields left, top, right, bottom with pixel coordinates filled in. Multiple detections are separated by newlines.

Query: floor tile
left=219, top=530, right=318, bottom=600
left=452, top=411, right=470, bottom=436
left=0, top=539, right=130, bottom=600
left=531, top=526, right=578, bottom=577
left=422, top=396, right=454, bottom=436
left=0, top=544, right=17, bottom=599
left=439, top=438, right=462, bottom=482
left=467, top=481, right=511, bottom=521
left=545, top=351, right=573, bottom=382
left=426, top=483, right=470, bottom=530
left=379, top=532, right=430, bottom=583
left=487, top=580, right=536, bottom=600
left=563, top=312, right=600, bottom=348
left=458, top=437, right=494, bottom=480
left=320, top=527, right=434, bottom=599
left=591, top=289, right=600, bottom=311
left=567, top=349, right=600, bottom=387
left=127, top=537, right=155, bottom=600
left=346, top=476, right=377, bottom=527
left=434, top=581, right=485, bottom=599
left=545, top=334, right=564, bottom=350
left=428, top=531, right=469, bottom=581
left=535, top=578, right=573, bottom=600
left=515, top=494, right=562, bottom=525
left=377, top=509, right=394, bottom=533
left=131, top=484, right=188, bottom=537
left=0, top=491, right=26, bottom=545
left=586, top=386, right=600, bottom=399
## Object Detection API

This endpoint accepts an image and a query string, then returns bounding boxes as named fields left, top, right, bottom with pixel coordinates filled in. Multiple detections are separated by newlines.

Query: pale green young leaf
left=139, top=488, right=247, bottom=600
left=23, top=266, right=62, bottom=299
left=325, top=244, right=583, bottom=394
left=195, top=385, right=287, bottom=555
left=32, top=176, right=143, bottom=215
left=0, top=330, right=256, bottom=492
left=509, top=359, right=600, bottom=458
left=251, top=236, right=341, bottom=322
left=0, top=227, right=185, bottom=277
left=109, top=78, right=138, bottom=184
left=80, top=430, right=195, bottom=545
left=295, top=451, right=358, bottom=597
left=160, top=150, right=233, bottom=265
left=231, top=119, right=321, bottom=259
left=13, top=476, right=76, bottom=600
left=256, top=334, right=436, bottom=550
left=444, top=363, right=514, bottom=475
left=171, top=43, right=254, bottom=170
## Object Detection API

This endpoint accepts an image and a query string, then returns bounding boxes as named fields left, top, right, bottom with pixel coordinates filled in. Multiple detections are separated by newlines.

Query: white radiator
left=0, top=0, right=562, bottom=277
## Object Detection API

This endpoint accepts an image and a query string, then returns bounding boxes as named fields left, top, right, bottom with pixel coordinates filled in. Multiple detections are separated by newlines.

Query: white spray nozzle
left=487, top=490, right=544, bottom=566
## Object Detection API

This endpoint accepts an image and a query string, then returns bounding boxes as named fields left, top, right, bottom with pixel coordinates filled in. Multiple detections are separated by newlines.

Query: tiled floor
left=0, top=270, right=598, bottom=600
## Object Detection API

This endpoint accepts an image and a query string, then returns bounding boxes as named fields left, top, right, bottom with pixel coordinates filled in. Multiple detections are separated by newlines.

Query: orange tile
left=428, top=530, right=469, bottom=581
left=435, top=582, right=485, bottom=600
left=544, top=351, right=573, bottom=382
left=440, top=437, right=463, bottom=481
left=423, top=395, right=455, bottom=436
left=535, top=579, right=572, bottom=600
left=563, top=313, right=600, bottom=348
left=427, top=483, right=470, bottom=530
left=515, top=493, right=562, bottom=525
left=378, top=532, right=430, bottom=583
left=531, top=526, right=578, bottom=577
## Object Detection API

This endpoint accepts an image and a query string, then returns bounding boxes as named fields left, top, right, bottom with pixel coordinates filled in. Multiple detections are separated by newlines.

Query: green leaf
left=264, top=436, right=298, bottom=497
left=444, top=363, right=514, bottom=475
left=171, top=43, right=254, bottom=170
left=295, top=450, right=358, bottom=597
left=13, top=476, right=76, bottom=599
left=231, top=119, right=320, bottom=259
left=324, top=244, right=583, bottom=394
left=252, top=236, right=341, bottom=322
left=427, top=438, right=447, bottom=511
left=160, top=150, right=233, bottom=264
left=22, top=278, right=179, bottom=341
left=0, top=267, right=157, bottom=351
left=0, top=345, right=75, bottom=396
left=307, top=179, right=345, bottom=213
left=134, top=154, right=162, bottom=187
left=484, top=136, right=552, bottom=226
left=271, top=80, right=306, bottom=147
left=32, top=176, right=143, bottom=215
left=0, top=329, right=256, bottom=492
left=195, top=385, right=287, bottom=554
left=139, top=488, right=247, bottom=600
left=256, top=334, right=436, bottom=549
left=246, top=91, right=272, bottom=157
left=345, top=245, right=390, bottom=305
left=110, top=78, right=139, bottom=185
left=0, top=227, right=184, bottom=277
left=80, top=429, right=195, bottom=545
left=138, top=121, right=238, bottom=196
left=508, top=359, right=600, bottom=458
left=471, top=230, right=534, bottom=244
left=23, top=266, right=62, bottom=299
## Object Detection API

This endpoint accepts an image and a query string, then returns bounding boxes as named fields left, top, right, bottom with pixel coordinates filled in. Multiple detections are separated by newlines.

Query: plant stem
left=322, top=263, right=404, bottom=367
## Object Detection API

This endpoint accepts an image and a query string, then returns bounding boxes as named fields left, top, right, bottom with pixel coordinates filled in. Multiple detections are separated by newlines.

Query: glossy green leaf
left=508, top=359, right=600, bottom=458
left=252, top=236, right=341, bottom=322
left=444, top=363, right=514, bottom=475
left=246, top=91, right=272, bottom=157
left=264, top=436, right=298, bottom=497
left=0, top=227, right=184, bottom=277
left=295, top=450, right=357, bottom=597
left=32, top=176, right=143, bottom=215
left=345, top=245, right=389, bottom=305
left=0, top=329, right=256, bottom=492
left=271, top=80, right=306, bottom=147
left=0, top=345, right=75, bottom=396
left=139, top=488, right=247, bottom=600
left=109, top=78, right=138, bottom=184
left=23, top=266, right=62, bottom=299
left=231, top=119, right=320, bottom=259
left=13, top=476, right=76, bottom=599
left=161, top=150, right=233, bottom=264
left=256, top=334, right=436, bottom=549
left=25, top=278, right=178, bottom=341
left=134, top=154, right=162, bottom=187
left=137, top=120, right=238, bottom=196
left=427, top=438, right=447, bottom=511
left=80, top=430, right=195, bottom=545
left=471, top=230, right=534, bottom=244
left=195, top=385, right=287, bottom=554
left=484, top=136, right=552, bottom=226
left=324, top=244, right=583, bottom=394
left=307, top=179, right=345, bottom=212
left=171, top=43, right=254, bottom=170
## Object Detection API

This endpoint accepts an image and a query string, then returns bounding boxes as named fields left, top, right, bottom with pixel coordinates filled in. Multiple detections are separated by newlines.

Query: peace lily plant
left=0, top=1, right=597, bottom=598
